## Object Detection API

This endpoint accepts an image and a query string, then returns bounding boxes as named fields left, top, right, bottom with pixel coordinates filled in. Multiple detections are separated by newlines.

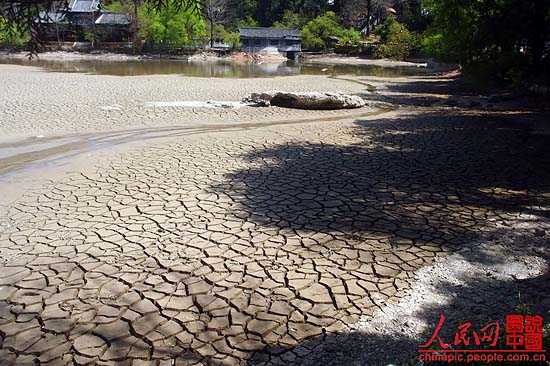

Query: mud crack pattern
left=0, top=111, right=549, bottom=366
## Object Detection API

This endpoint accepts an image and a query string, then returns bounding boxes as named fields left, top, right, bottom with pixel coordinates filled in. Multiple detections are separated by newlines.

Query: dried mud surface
left=0, top=65, right=549, bottom=366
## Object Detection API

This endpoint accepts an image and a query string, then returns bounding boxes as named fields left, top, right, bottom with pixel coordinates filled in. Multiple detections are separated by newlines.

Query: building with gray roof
left=37, top=0, right=131, bottom=42
left=239, top=27, right=301, bottom=59
left=68, top=0, right=100, bottom=12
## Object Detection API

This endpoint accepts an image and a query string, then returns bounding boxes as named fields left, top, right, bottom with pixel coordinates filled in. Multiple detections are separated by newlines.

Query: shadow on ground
left=375, top=76, right=550, bottom=110
left=211, top=109, right=550, bottom=257
left=208, top=107, right=550, bottom=365
left=1, top=106, right=549, bottom=366
left=250, top=262, right=550, bottom=366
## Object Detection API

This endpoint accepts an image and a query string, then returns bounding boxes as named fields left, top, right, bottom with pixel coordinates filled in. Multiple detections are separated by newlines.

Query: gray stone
left=244, top=91, right=367, bottom=109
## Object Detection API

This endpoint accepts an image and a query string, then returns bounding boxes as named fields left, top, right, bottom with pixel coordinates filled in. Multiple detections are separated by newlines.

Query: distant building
left=37, top=10, right=69, bottom=42
left=67, top=0, right=100, bottom=26
left=37, top=0, right=131, bottom=43
left=239, top=27, right=301, bottom=60
left=94, top=12, right=131, bottom=42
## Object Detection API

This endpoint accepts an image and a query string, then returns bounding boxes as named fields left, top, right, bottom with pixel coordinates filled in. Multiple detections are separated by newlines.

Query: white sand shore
left=0, top=63, right=372, bottom=139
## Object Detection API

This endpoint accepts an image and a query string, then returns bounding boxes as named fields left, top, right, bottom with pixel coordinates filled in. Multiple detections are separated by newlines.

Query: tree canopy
left=0, top=0, right=203, bottom=51
left=423, top=0, right=549, bottom=78
left=1, top=0, right=548, bottom=80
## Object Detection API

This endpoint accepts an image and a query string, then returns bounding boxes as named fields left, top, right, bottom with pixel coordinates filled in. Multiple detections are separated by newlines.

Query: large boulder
left=244, top=91, right=367, bottom=109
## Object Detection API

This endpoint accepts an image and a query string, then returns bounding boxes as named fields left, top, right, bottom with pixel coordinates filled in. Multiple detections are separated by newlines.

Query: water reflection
left=0, top=58, right=428, bottom=78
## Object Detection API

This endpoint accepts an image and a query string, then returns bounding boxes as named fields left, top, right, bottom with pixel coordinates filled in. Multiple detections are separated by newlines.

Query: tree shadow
left=204, top=107, right=550, bottom=364
left=376, top=76, right=547, bottom=110
left=209, top=108, right=549, bottom=262
left=251, top=261, right=550, bottom=366
left=1, top=106, right=549, bottom=366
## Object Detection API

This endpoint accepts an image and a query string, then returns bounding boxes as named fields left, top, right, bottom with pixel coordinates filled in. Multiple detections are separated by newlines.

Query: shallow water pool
left=0, top=58, right=429, bottom=78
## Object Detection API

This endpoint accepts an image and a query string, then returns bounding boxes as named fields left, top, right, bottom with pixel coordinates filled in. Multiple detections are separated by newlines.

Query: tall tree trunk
left=91, top=12, right=96, bottom=48
left=210, top=18, right=214, bottom=48
left=365, top=0, right=372, bottom=37
left=132, top=0, right=140, bottom=54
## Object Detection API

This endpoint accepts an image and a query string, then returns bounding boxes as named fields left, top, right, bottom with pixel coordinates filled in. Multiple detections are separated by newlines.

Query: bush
left=301, top=11, right=361, bottom=52
left=238, top=16, right=259, bottom=29
left=211, top=24, right=226, bottom=41
left=0, top=17, right=29, bottom=48
left=301, top=11, right=342, bottom=50
left=84, top=32, right=99, bottom=46
left=136, top=1, right=206, bottom=47
left=223, top=31, right=241, bottom=50
left=273, top=11, right=308, bottom=30
left=374, top=16, right=419, bottom=60
left=335, top=28, right=362, bottom=54
left=338, top=28, right=361, bottom=47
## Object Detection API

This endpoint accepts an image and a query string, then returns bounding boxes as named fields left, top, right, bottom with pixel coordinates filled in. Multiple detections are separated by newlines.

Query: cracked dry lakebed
left=0, top=63, right=549, bottom=366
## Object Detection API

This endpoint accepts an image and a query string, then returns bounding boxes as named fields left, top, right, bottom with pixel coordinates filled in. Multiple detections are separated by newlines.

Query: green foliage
left=335, top=28, right=362, bottom=54
left=0, top=17, right=29, bottom=48
left=338, top=28, right=361, bottom=47
left=139, top=1, right=207, bottom=46
left=203, top=23, right=241, bottom=49
left=273, top=10, right=308, bottom=29
left=253, top=0, right=330, bottom=27
left=421, top=0, right=483, bottom=63
left=421, top=0, right=550, bottom=79
left=211, top=24, right=226, bottom=41
left=374, top=16, right=419, bottom=60
left=103, top=1, right=126, bottom=12
left=301, top=11, right=341, bottom=50
left=84, top=32, right=99, bottom=45
left=396, top=0, right=431, bottom=32
left=300, top=11, right=363, bottom=52
left=237, top=16, right=259, bottom=28
left=223, top=31, right=241, bottom=49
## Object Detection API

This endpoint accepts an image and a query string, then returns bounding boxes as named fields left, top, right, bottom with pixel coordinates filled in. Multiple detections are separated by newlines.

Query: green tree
left=138, top=1, right=206, bottom=47
left=338, top=0, right=391, bottom=34
left=391, top=0, right=431, bottom=31
left=210, top=23, right=226, bottom=42
left=273, top=10, right=308, bottom=29
left=251, top=0, right=330, bottom=27
left=301, top=11, right=342, bottom=50
left=0, top=0, right=208, bottom=53
left=300, top=11, right=361, bottom=52
left=422, top=0, right=549, bottom=76
left=374, top=16, right=419, bottom=60
left=338, top=28, right=361, bottom=47
left=0, top=16, right=29, bottom=47
left=335, top=28, right=362, bottom=54
left=223, top=31, right=241, bottom=49
left=225, top=0, right=258, bottom=30
left=237, top=16, right=258, bottom=28
left=200, top=0, right=229, bottom=47
left=104, top=0, right=142, bottom=52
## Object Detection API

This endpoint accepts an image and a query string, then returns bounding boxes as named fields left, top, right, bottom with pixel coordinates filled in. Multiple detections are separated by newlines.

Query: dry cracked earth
left=0, top=107, right=549, bottom=366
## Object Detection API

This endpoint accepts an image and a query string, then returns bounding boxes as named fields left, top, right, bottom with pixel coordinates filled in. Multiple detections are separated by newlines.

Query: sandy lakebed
left=0, top=60, right=549, bottom=366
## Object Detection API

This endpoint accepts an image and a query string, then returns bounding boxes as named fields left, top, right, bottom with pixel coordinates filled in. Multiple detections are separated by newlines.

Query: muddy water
left=0, top=58, right=427, bottom=78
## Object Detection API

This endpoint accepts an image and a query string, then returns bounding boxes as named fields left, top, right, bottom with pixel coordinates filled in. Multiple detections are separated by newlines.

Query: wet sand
left=304, top=54, right=428, bottom=67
